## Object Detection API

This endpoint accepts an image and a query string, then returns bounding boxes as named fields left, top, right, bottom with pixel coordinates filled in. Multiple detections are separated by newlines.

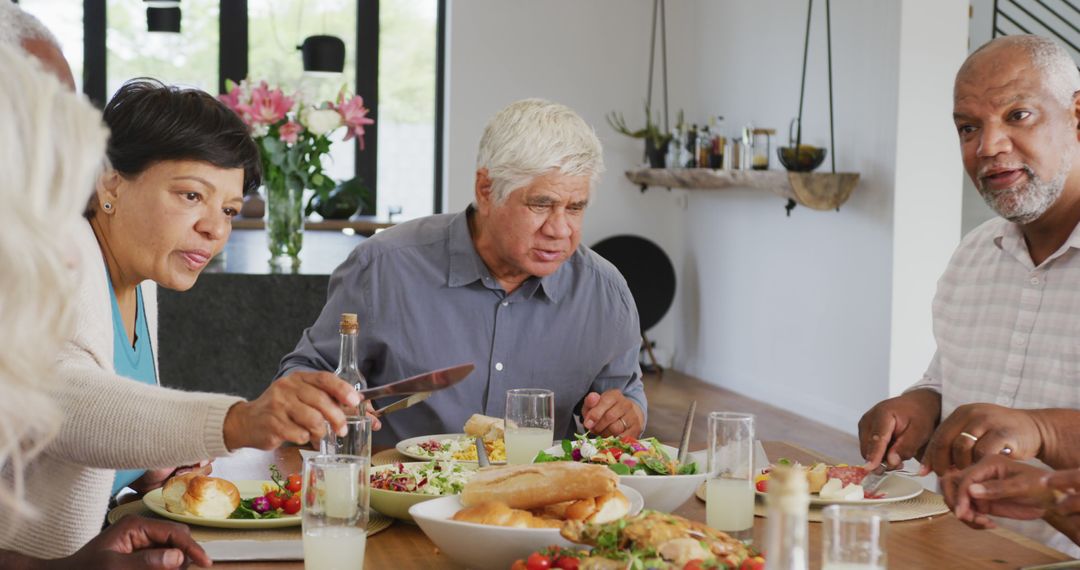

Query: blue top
left=108, top=281, right=157, bottom=495
left=275, top=207, right=647, bottom=448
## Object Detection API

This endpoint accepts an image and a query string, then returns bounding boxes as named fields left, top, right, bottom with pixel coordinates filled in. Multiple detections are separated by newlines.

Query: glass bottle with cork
left=335, top=312, right=367, bottom=398
left=751, top=128, right=776, bottom=170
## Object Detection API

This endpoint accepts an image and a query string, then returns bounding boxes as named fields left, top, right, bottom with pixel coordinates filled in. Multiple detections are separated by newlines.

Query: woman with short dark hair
left=0, top=78, right=367, bottom=559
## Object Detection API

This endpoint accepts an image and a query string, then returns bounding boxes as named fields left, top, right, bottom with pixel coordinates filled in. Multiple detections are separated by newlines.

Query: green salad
left=534, top=433, right=698, bottom=476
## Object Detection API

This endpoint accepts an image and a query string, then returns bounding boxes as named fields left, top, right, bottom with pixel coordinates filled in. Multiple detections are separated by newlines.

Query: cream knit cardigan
left=0, top=220, right=244, bottom=558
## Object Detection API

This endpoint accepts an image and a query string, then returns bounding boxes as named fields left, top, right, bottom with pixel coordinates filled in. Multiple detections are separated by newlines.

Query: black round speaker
left=299, top=35, right=346, bottom=73
left=591, top=235, right=676, bottom=332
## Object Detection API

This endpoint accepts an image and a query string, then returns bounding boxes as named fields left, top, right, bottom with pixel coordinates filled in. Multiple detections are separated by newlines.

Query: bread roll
left=537, top=490, right=629, bottom=523
left=461, top=462, right=618, bottom=510
left=806, top=463, right=828, bottom=494
left=452, top=501, right=562, bottom=529
left=463, top=414, right=504, bottom=443
left=162, top=473, right=241, bottom=519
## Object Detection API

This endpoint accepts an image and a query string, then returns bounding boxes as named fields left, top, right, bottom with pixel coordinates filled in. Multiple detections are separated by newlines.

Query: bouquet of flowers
left=220, top=79, right=374, bottom=264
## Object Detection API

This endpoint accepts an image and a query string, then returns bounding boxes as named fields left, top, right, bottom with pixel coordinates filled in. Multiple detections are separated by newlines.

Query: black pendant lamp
left=145, top=0, right=181, bottom=33
left=298, top=35, right=345, bottom=73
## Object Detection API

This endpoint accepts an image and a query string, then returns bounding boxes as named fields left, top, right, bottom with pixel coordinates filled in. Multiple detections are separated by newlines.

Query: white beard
left=978, top=164, right=1069, bottom=225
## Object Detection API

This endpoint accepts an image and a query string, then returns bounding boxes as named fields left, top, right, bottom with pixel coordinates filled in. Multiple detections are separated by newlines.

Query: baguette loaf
left=535, top=490, right=629, bottom=524
left=460, top=462, right=618, bottom=510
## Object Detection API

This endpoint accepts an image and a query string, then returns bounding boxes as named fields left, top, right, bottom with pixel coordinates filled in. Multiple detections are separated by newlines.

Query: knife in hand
left=372, top=392, right=431, bottom=417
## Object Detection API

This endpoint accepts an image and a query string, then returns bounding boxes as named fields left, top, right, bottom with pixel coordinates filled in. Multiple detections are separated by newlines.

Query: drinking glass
left=320, top=415, right=372, bottom=457
left=504, top=389, right=554, bottom=465
left=706, top=411, right=755, bottom=543
left=302, top=454, right=370, bottom=569
left=821, top=505, right=888, bottom=570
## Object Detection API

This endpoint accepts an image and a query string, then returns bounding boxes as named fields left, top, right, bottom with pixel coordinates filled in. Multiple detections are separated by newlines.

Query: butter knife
left=372, top=392, right=431, bottom=417
left=676, top=400, right=697, bottom=466
left=861, top=463, right=890, bottom=494
left=475, top=437, right=491, bottom=468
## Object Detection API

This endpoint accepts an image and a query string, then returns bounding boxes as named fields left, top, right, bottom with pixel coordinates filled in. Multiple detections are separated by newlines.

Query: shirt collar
left=992, top=218, right=1080, bottom=267
left=445, top=206, right=567, bottom=303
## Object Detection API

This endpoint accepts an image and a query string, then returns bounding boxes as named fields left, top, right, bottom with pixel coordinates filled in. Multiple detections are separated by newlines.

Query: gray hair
left=0, top=43, right=108, bottom=519
left=965, top=35, right=1080, bottom=106
left=0, top=2, right=60, bottom=47
left=475, top=98, right=604, bottom=204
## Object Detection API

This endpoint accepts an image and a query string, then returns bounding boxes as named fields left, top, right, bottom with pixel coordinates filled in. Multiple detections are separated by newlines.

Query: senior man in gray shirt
left=277, top=98, right=647, bottom=447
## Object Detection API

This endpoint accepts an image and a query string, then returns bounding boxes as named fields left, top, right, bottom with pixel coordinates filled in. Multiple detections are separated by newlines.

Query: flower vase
left=265, top=179, right=305, bottom=267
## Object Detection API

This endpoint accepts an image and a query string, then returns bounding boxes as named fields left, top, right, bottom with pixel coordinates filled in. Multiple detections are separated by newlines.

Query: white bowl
left=409, top=484, right=644, bottom=570
left=539, top=443, right=707, bottom=513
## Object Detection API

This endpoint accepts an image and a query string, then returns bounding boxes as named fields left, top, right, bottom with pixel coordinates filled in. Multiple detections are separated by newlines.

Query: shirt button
left=1014, top=337, right=1026, bottom=346
left=501, top=301, right=509, bottom=307
left=1030, top=277, right=1040, bottom=285
left=495, top=362, right=504, bottom=371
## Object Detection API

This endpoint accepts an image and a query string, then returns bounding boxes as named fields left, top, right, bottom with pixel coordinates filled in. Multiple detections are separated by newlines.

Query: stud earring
left=102, top=202, right=113, bottom=212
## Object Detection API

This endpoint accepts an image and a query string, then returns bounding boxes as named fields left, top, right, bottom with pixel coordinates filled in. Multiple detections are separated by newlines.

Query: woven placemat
left=107, top=500, right=392, bottom=540
left=372, top=448, right=412, bottom=466
left=694, top=484, right=948, bottom=522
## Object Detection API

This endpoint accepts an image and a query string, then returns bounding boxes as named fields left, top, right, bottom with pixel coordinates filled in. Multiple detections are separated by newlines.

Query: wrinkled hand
left=1041, top=469, right=1080, bottom=544
left=581, top=390, right=643, bottom=437
left=128, top=462, right=212, bottom=495
left=223, top=371, right=363, bottom=450
left=858, top=389, right=941, bottom=470
left=941, top=454, right=1052, bottom=529
left=921, top=403, right=1041, bottom=476
left=54, top=515, right=211, bottom=569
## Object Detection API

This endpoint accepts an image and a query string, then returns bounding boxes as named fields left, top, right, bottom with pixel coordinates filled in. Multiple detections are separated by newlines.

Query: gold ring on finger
left=959, top=431, right=979, bottom=443
left=619, top=418, right=629, bottom=431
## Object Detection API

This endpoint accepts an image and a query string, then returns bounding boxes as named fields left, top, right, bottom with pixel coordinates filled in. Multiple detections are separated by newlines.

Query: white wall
left=445, top=0, right=697, bottom=359
left=888, top=0, right=969, bottom=396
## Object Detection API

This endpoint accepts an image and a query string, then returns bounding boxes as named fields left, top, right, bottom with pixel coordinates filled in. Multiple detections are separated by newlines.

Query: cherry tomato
left=286, top=473, right=302, bottom=493
left=526, top=552, right=551, bottom=570
left=511, top=562, right=528, bottom=570
left=683, top=561, right=704, bottom=570
left=264, top=491, right=284, bottom=510
left=553, top=557, right=579, bottom=570
left=283, top=493, right=302, bottom=515
left=755, top=479, right=768, bottom=493
left=609, top=448, right=623, bottom=461
left=739, top=556, right=765, bottom=570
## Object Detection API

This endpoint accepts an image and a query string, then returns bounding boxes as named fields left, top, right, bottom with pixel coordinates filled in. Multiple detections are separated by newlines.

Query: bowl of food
left=534, top=435, right=707, bottom=513
left=777, top=145, right=827, bottom=172
left=369, top=461, right=477, bottom=522
left=410, top=462, right=644, bottom=570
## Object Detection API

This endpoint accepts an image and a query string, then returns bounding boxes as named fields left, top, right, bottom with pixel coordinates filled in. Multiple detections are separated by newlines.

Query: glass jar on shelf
left=751, top=128, right=776, bottom=170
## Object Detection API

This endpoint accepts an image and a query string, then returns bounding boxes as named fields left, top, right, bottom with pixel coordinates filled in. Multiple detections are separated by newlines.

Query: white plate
left=396, top=433, right=506, bottom=464
left=756, top=473, right=924, bottom=505
left=409, top=484, right=643, bottom=570
left=143, top=480, right=300, bottom=529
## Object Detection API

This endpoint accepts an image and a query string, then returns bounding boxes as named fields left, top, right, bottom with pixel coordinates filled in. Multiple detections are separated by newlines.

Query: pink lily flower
left=335, top=93, right=374, bottom=148
left=237, top=81, right=295, bottom=127
left=278, top=120, right=303, bottom=144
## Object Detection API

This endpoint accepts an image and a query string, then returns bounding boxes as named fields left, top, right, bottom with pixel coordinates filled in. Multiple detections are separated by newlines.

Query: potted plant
left=606, top=102, right=672, bottom=168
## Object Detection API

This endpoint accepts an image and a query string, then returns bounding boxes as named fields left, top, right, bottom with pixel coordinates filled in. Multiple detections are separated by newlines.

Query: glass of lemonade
left=821, top=505, right=888, bottom=570
left=321, top=415, right=372, bottom=457
left=504, top=388, right=555, bottom=465
left=302, top=454, right=370, bottom=570
left=706, top=412, right=756, bottom=543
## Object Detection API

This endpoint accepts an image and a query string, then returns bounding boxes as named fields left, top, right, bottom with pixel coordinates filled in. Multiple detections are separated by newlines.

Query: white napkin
left=200, top=539, right=302, bottom=561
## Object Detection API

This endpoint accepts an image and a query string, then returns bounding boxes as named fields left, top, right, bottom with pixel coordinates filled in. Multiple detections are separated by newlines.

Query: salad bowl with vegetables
left=370, top=461, right=478, bottom=522
left=533, top=435, right=707, bottom=512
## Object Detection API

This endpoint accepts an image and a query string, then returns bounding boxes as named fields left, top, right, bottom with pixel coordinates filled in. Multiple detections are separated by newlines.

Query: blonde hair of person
left=0, top=43, right=109, bottom=519
left=475, top=98, right=605, bottom=204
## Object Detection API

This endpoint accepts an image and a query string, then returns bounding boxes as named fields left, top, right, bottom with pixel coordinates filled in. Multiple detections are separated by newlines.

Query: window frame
left=80, top=0, right=445, bottom=216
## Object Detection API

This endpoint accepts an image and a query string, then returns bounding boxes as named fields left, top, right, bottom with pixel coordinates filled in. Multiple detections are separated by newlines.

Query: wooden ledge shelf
left=626, top=168, right=860, bottom=212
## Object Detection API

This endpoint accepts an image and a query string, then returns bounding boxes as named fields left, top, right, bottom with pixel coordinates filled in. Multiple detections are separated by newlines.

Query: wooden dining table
left=198, top=441, right=1072, bottom=570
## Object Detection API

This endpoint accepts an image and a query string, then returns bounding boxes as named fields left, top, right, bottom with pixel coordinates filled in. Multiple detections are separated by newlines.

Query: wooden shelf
left=625, top=168, right=860, bottom=211
left=232, top=217, right=395, bottom=236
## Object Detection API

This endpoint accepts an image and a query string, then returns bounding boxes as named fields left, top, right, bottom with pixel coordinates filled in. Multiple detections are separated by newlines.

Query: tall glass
left=706, top=412, right=755, bottom=543
left=302, top=454, right=370, bottom=570
left=321, top=415, right=372, bottom=457
left=821, top=505, right=888, bottom=570
left=504, top=389, right=554, bottom=465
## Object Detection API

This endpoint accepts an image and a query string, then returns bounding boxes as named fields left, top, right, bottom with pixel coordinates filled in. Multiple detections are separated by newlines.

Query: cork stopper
left=339, top=313, right=359, bottom=335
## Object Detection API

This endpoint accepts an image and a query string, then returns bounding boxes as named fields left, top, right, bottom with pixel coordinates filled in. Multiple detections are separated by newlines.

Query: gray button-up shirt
left=276, top=208, right=647, bottom=447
